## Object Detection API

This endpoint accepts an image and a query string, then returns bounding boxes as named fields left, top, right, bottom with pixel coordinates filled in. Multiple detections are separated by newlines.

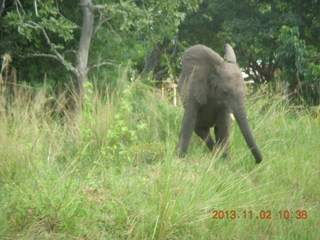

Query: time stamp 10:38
left=212, top=210, right=308, bottom=220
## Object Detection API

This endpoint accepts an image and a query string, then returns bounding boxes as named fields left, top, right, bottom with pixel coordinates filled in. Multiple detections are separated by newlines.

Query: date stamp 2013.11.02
left=212, top=210, right=308, bottom=220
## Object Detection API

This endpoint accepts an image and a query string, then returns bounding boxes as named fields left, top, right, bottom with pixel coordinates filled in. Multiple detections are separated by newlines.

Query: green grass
left=0, top=79, right=319, bottom=240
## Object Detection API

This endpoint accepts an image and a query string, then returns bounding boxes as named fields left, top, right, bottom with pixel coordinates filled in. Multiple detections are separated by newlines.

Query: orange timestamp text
left=212, top=210, right=308, bottom=220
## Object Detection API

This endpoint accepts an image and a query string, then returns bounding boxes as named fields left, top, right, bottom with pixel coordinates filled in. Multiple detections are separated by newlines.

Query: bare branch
left=34, top=0, right=39, bottom=17
left=40, top=26, right=53, bottom=46
left=89, top=61, right=118, bottom=71
left=15, top=0, right=26, bottom=21
left=19, top=20, right=78, bottom=75
left=21, top=52, right=79, bottom=76
left=93, top=15, right=112, bottom=36
left=93, top=4, right=106, bottom=11
left=23, top=21, right=38, bottom=29
left=24, top=21, right=70, bottom=69
left=23, top=53, right=61, bottom=60
left=22, top=21, right=68, bottom=66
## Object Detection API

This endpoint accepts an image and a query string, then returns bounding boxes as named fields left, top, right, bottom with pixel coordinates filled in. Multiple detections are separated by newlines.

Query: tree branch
left=19, top=53, right=77, bottom=74
left=15, top=0, right=26, bottom=20
left=247, top=63, right=261, bottom=83
left=93, top=14, right=112, bottom=37
left=34, top=0, right=39, bottom=17
left=89, top=61, right=118, bottom=71
left=93, top=4, right=106, bottom=11
left=22, top=20, right=79, bottom=75
left=23, top=53, right=61, bottom=60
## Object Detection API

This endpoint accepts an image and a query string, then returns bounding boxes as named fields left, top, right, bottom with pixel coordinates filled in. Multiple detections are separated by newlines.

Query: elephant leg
left=215, top=111, right=231, bottom=158
left=178, top=103, right=198, bottom=157
left=214, top=126, right=219, bottom=142
left=194, top=126, right=215, bottom=151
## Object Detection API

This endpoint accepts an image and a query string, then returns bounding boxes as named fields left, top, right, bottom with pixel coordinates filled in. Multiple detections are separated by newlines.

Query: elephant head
left=178, top=44, right=262, bottom=163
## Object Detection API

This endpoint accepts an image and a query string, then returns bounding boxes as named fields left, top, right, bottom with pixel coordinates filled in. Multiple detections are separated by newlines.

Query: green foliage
left=100, top=87, right=147, bottom=163
left=1, top=0, right=202, bottom=88
left=0, top=82, right=319, bottom=239
left=4, top=0, right=76, bottom=48
left=276, top=26, right=309, bottom=77
left=276, top=25, right=320, bottom=105
left=179, top=0, right=319, bottom=86
left=177, top=0, right=320, bottom=106
left=180, top=0, right=275, bottom=81
left=1, top=0, right=78, bottom=84
left=103, top=0, right=202, bottom=45
left=139, top=0, right=201, bottom=44
left=76, top=78, right=158, bottom=165
left=1, top=0, right=319, bottom=95
left=79, top=81, right=95, bottom=144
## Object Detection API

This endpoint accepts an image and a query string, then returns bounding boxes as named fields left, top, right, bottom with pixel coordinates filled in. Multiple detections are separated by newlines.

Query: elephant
left=177, top=44, right=262, bottom=163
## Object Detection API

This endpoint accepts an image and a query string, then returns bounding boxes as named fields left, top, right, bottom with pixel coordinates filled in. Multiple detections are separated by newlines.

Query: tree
left=1, top=1, right=202, bottom=101
left=138, top=0, right=203, bottom=78
left=276, top=25, right=320, bottom=104
left=2, top=0, right=117, bottom=110
left=180, top=0, right=280, bottom=83
left=179, top=0, right=319, bottom=84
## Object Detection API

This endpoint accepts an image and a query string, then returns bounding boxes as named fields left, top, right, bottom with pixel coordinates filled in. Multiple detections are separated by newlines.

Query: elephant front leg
left=214, top=111, right=231, bottom=158
left=194, top=126, right=215, bottom=151
left=178, top=104, right=198, bottom=157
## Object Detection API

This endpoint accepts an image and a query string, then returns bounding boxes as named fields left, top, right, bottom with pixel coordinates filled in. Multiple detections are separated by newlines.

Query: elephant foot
left=255, top=158, right=262, bottom=164
left=221, top=151, right=230, bottom=160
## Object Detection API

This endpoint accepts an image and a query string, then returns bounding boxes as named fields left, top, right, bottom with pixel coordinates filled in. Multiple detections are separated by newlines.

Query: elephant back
left=181, top=45, right=223, bottom=76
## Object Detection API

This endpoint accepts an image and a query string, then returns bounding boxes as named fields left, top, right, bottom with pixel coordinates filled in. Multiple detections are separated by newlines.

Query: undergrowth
left=0, top=76, right=319, bottom=239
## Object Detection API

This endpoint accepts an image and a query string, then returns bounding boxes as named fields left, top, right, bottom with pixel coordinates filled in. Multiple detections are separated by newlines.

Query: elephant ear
left=181, top=45, right=224, bottom=105
left=224, top=43, right=237, bottom=63
left=191, top=65, right=209, bottom=105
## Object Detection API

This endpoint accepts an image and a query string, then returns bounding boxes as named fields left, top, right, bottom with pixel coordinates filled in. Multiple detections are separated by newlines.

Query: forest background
left=1, top=0, right=319, bottom=102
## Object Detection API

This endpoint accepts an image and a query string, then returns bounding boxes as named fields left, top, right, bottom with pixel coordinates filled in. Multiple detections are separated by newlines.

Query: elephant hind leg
left=194, top=127, right=215, bottom=151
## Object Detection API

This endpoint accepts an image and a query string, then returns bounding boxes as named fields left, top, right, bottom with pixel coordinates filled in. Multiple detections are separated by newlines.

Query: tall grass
left=0, top=76, right=319, bottom=239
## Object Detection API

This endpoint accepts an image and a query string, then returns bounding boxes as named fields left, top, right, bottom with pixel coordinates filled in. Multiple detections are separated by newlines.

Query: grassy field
left=0, top=77, right=319, bottom=240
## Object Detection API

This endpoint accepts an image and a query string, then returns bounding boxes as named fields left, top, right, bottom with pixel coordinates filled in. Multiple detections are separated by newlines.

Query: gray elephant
left=178, top=44, right=262, bottom=163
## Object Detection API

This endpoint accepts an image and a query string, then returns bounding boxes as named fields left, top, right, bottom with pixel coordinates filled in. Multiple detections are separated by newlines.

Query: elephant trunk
left=233, top=104, right=262, bottom=163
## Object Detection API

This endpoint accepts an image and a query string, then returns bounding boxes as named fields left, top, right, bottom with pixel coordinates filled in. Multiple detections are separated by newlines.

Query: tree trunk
left=141, top=39, right=170, bottom=78
left=153, top=40, right=179, bottom=80
left=70, top=0, right=95, bottom=112
left=76, top=0, right=95, bottom=95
